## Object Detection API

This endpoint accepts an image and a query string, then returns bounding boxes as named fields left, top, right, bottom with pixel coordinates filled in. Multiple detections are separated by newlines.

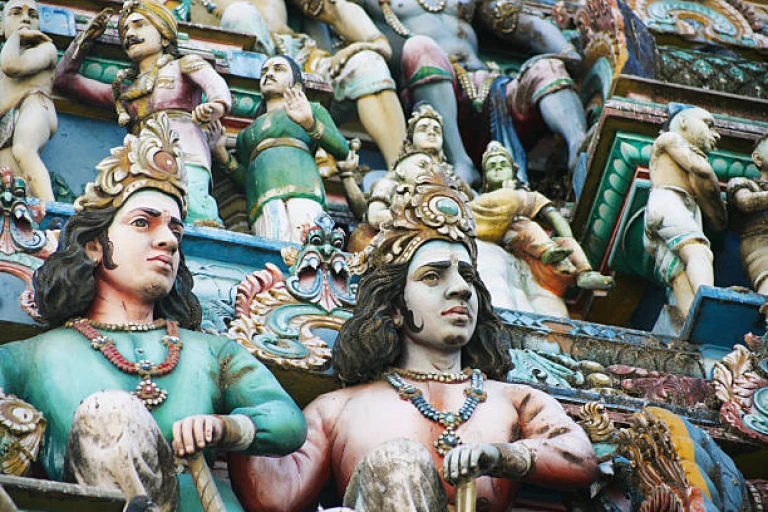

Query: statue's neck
left=137, top=53, right=163, bottom=75
left=85, top=281, right=155, bottom=324
left=265, top=96, right=286, bottom=114
left=397, top=338, right=463, bottom=374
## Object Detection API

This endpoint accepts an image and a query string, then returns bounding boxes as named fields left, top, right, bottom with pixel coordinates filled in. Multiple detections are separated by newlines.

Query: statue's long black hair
left=333, top=261, right=512, bottom=385
left=33, top=206, right=202, bottom=330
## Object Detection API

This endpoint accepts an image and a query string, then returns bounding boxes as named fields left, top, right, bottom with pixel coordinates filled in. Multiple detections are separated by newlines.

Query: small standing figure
left=0, top=0, right=58, bottom=201
left=211, top=56, right=351, bottom=243
left=644, top=106, right=726, bottom=317
left=728, top=134, right=768, bottom=295
left=55, top=1, right=231, bottom=225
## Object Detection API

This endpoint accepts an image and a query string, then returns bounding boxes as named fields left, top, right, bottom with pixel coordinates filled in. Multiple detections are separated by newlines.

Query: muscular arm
left=537, top=206, right=573, bottom=238
left=311, top=102, right=351, bottom=159
left=507, top=386, right=597, bottom=489
left=728, top=178, right=768, bottom=214
left=1, top=31, right=57, bottom=78
left=218, top=341, right=306, bottom=456
left=229, top=392, right=342, bottom=512
left=181, top=56, right=233, bottom=119
left=54, top=38, right=114, bottom=107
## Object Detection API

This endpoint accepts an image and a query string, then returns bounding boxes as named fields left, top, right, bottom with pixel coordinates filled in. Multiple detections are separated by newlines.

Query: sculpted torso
left=306, top=380, right=550, bottom=510
left=649, top=132, right=706, bottom=192
left=356, top=0, right=483, bottom=66
left=0, top=48, right=54, bottom=114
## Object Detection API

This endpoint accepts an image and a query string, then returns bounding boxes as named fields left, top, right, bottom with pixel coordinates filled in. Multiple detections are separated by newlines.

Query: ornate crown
left=351, top=170, right=476, bottom=274
left=481, top=141, right=519, bottom=171
left=75, top=113, right=188, bottom=217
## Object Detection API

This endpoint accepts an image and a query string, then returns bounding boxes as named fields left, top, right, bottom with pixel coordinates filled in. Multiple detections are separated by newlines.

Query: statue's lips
left=442, top=306, right=470, bottom=318
left=147, top=254, right=172, bottom=268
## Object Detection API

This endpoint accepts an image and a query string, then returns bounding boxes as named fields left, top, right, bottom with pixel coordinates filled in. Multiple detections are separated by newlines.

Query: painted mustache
left=124, top=35, right=144, bottom=49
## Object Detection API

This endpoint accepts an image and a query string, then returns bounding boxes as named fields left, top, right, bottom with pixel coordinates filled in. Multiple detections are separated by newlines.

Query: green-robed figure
left=0, top=114, right=306, bottom=511
left=212, top=55, right=350, bottom=243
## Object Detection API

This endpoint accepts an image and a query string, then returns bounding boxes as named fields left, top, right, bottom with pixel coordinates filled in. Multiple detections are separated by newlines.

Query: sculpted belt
left=249, top=137, right=310, bottom=162
left=128, top=109, right=192, bottom=135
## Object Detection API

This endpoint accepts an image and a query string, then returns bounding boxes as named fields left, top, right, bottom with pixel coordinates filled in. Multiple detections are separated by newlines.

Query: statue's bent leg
left=12, top=95, right=57, bottom=201
left=219, top=2, right=276, bottom=54
left=66, top=390, right=179, bottom=512
left=507, top=58, right=585, bottom=172
left=314, top=50, right=405, bottom=169
left=343, top=439, right=448, bottom=512
left=401, top=36, right=480, bottom=188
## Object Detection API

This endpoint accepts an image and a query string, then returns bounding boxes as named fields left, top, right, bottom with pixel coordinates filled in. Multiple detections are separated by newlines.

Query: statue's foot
left=577, top=271, right=614, bottom=290
left=541, top=246, right=572, bottom=265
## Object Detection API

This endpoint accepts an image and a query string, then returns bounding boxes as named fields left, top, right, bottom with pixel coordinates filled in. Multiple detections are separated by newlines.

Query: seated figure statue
left=470, top=141, right=613, bottom=317
left=201, top=0, right=406, bottom=169
left=643, top=105, right=726, bottom=317
left=55, top=2, right=231, bottom=225
left=211, top=55, right=351, bottom=243
left=229, top=171, right=598, bottom=511
left=0, top=0, right=58, bottom=201
left=0, top=115, right=306, bottom=511
left=727, top=133, right=768, bottom=295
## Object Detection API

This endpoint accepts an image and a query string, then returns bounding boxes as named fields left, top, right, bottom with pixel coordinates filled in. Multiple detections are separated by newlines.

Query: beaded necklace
left=389, top=367, right=471, bottom=383
left=66, top=318, right=183, bottom=410
left=386, top=369, right=486, bottom=456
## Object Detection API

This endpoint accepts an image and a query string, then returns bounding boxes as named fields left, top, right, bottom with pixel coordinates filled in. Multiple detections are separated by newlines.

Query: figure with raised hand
left=201, top=0, right=407, bottom=170
left=229, top=171, right=597, bottom=511
left=644, top=105, right=726, bottom=317
left=211, top=55, right=351, bottom=243
left=0, top=115, right=306, bottom=511
left=0, top=0, right=58, bottom=201
left=54, top=1, right=231, bottom=225
left=728, top=133, right=768, bottom=295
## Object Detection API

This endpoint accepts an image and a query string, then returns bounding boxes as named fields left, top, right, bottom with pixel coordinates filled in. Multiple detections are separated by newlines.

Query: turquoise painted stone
left=435, top=198, right=459, bottom=216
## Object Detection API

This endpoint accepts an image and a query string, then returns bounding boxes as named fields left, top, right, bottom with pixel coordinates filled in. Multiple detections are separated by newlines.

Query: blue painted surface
left=40, top=5, right=76, bottom=37
left=227, top=50, right=267, bottom=80
left=681, top=285, right=767, bottom=347
left=41, top=114, right=126, bottom=202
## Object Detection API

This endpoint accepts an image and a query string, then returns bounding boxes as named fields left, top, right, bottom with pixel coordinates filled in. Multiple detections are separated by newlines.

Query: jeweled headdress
left=394, top=104, right=447, bottom=168
left=75, top=113, right=188, bottom=217
left=351, top=170, right=476, bottom=274
left=481, top=141, right=519, bottom=171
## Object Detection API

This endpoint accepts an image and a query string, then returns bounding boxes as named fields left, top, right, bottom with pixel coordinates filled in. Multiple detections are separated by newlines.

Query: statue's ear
left=392, top=307, right=404, bottom=329
left=84, top=239, right=103, bottom=266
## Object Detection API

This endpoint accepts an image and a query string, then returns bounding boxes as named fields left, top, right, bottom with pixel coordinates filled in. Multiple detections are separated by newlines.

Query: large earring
left=393, top=315, right=403, bottom=328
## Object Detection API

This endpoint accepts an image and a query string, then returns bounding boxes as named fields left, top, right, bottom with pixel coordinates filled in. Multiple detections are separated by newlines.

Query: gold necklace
left=82, top=318, right=167, bottom=332
left=390, top=367, right=472, bottom=383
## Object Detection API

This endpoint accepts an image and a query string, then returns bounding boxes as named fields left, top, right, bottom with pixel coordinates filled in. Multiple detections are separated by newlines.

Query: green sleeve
left=217, top=340, right=307, bottom=457
left=311, top=103, right=350, bottom=160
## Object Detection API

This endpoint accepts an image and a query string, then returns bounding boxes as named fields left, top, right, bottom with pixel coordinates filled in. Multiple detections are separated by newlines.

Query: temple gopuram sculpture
left=54, top=2, right=231, bottom=225
left=471, top=141, right=613, bottom=318
left=0, top=0, right=767, bottom=509
left=0, top=115, right=305, bottom=511
left=212, top=55, right=351, bottom=243
left=0, top=0, right=58, bottom=202
left=230, top=171, right=598, bottom=511
left=644, top=105, right=727, bottom=318
left=728, top=134, right=768, bottom=295
left=202, top=0, right=407, bottom=169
